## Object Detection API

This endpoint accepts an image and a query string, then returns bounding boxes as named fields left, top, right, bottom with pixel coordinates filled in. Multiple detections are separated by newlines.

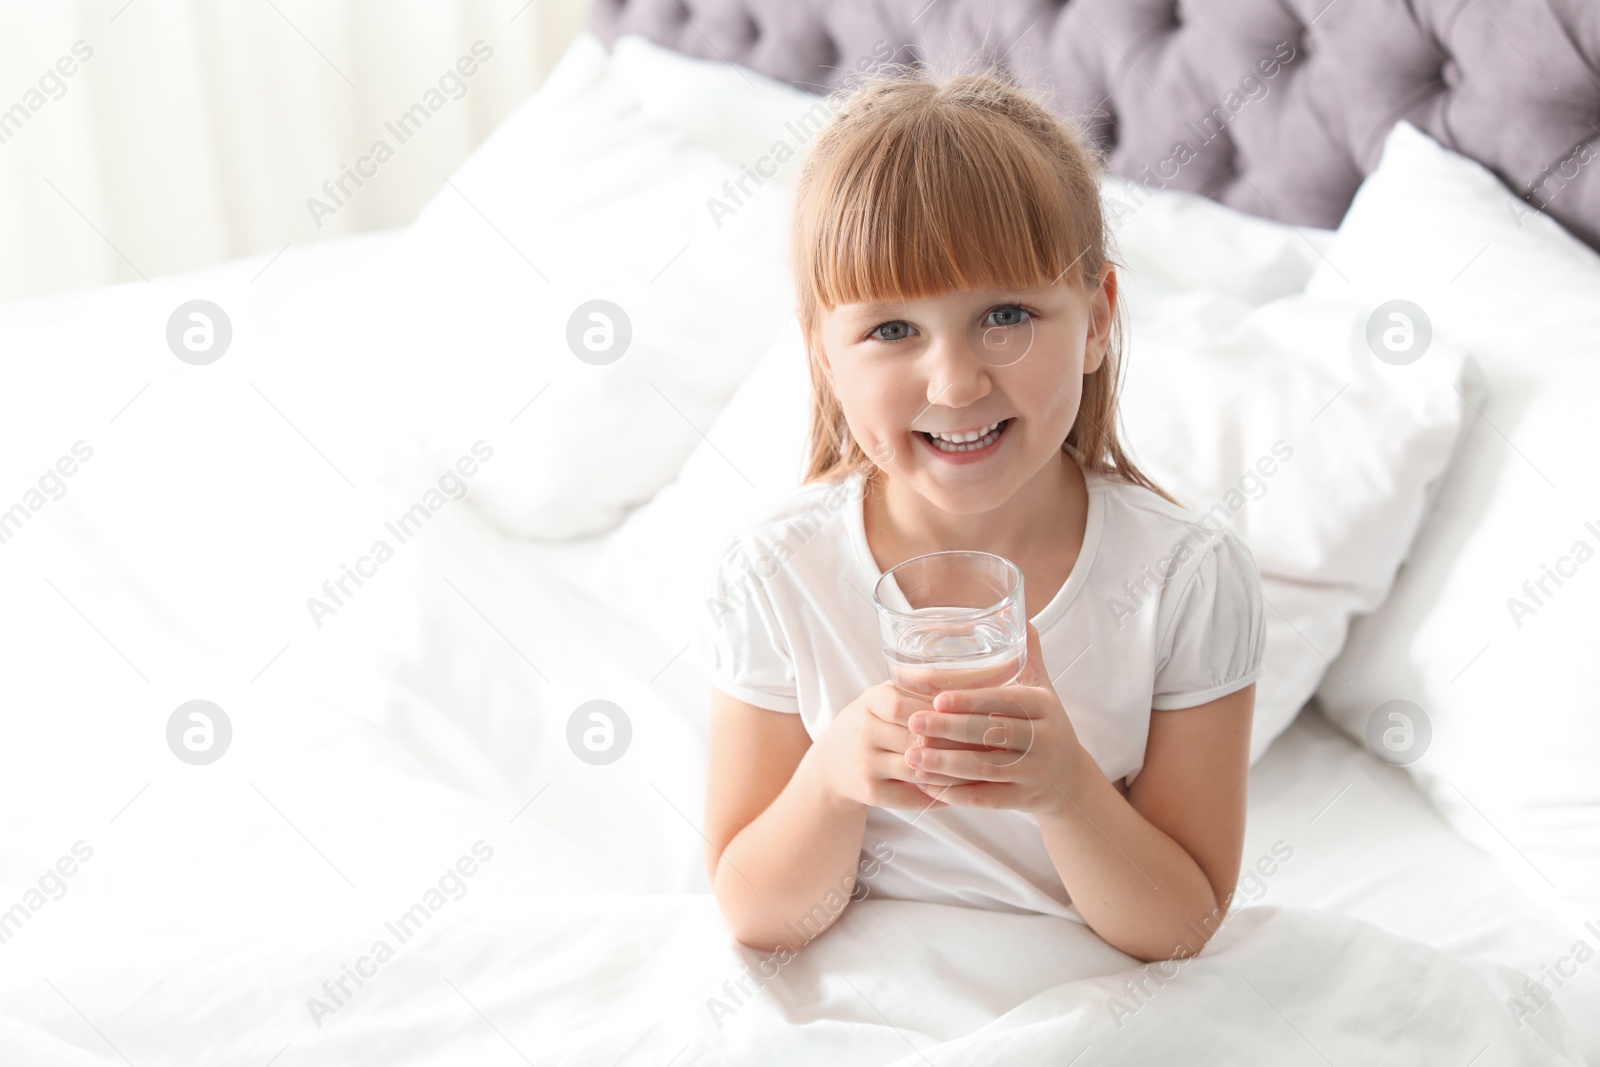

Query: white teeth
left=925, top=420, right=1007, bottom=453
left=928, top=420, right=1002, bottom=444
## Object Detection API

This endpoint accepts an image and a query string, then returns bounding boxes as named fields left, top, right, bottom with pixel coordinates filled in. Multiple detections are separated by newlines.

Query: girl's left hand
left=903, top=622, right=1089, bottom=816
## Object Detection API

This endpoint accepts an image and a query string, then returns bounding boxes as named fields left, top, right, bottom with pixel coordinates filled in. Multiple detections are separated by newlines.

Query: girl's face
left=816, top=273, right=1114, bottom=515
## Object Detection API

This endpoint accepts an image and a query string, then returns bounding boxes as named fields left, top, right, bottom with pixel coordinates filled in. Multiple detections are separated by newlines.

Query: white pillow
left=1120, top=292, right=1477, bottom=761
left=1305, top=121, right=1600, bottom=922
left=608, top=34, right=834, bottom=169
left=1102, top=175, right=1335, bottom=310
left=581, top=313, right=810, bottom=648
left=584, top=286, right=1474, bottom=764
left=378, top=34, right=796, bottom=540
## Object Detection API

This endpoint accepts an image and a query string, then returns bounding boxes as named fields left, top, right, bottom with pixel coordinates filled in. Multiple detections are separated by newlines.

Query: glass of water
left=872, top=551, right=1028, bottom=709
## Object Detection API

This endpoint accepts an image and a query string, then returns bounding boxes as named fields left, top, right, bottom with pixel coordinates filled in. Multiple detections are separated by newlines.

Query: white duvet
left=9, top=894, right=1580, bottom=1066
left=0, top=519, right=1587, bottom=1067
left=0, top=565, right=1588, bottom=1067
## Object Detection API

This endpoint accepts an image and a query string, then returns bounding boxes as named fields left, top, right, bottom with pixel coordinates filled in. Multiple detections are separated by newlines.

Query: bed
left=2, top=0, right=1599, bottom=1063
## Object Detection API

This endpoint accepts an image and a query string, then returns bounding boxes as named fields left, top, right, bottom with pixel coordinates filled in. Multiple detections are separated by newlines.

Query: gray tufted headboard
left=590, top=0, right=1600, bottom=252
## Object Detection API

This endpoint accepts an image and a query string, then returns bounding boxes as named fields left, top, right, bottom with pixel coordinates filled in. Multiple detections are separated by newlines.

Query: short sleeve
left=1150, top=529, right=1266, bottom=711
left=698, top=531, right=802, bottom=713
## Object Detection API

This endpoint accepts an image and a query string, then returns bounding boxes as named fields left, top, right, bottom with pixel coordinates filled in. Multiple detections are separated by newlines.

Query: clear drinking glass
left=872, top=551, right=1028, bottom=708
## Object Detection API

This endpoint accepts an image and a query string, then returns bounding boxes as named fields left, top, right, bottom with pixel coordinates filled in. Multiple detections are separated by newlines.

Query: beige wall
left=0, top=0, right=588, bottom=303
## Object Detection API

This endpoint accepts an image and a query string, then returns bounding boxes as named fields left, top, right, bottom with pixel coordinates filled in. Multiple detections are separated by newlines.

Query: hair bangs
left=804, top=105, right=1091, bottom=311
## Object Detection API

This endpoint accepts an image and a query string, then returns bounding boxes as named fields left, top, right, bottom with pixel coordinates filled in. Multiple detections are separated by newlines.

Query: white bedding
left=0, top=83, right=1596, bottom=1067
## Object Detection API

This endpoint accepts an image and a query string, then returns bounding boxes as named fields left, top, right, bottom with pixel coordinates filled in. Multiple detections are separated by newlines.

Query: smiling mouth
left=921, top=418, right=1011, bottom=453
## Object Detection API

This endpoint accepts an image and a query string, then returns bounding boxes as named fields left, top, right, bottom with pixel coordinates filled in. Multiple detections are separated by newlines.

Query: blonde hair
left=791, top=65, right=1176, bottom=506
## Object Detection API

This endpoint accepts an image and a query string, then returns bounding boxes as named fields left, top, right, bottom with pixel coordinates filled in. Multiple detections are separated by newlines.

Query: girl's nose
left=925, top=334, right=993, bottom=409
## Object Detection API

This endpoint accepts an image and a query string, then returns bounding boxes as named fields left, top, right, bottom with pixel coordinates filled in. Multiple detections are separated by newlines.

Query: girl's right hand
left=814, top=682, right=961, bottom=812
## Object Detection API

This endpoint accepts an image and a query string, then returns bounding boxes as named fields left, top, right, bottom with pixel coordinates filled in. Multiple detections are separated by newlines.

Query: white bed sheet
left=0, top=230, right=1595, bottom=1064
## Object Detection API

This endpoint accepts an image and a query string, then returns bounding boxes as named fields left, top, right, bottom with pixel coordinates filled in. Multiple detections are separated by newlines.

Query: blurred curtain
left=0, top=0, right=587, bottom=302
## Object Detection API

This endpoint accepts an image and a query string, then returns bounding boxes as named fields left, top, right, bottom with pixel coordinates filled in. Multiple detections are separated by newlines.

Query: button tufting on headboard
left=589, top=0, right=1600, bottom=252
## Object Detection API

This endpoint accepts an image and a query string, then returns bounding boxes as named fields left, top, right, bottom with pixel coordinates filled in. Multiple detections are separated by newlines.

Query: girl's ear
left=1084, top=264, right=1117, bottom=375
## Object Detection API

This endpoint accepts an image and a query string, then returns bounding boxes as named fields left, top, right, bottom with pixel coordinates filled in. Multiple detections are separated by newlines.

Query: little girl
left=699, top=69, right=1265, bottom=965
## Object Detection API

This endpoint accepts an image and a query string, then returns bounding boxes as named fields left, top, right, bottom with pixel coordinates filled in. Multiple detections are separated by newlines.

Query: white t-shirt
left=699, top=464, right=1266, bottom=921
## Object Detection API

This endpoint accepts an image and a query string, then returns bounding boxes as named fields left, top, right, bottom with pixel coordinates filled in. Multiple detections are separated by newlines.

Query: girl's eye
left=985, top=305, right=1030, bottom=328
left=868, top=320, right=913, bottom=342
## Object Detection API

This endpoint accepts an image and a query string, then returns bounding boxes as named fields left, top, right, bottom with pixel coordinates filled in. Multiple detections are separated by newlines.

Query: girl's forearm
left=711, top=745, right=870, bottom=954
left=1038, top=746, right=1224, bottom=962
